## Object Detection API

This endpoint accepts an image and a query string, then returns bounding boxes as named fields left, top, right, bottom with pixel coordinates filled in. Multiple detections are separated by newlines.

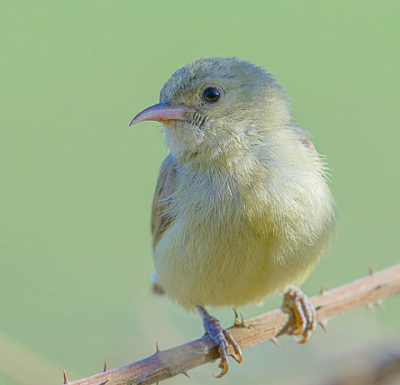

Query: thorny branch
left=64, top=264, right=400, bottom=385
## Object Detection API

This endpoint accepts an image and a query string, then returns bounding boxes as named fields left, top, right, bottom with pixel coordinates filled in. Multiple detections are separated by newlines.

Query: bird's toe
left=280, top=287, right=317, bottom=343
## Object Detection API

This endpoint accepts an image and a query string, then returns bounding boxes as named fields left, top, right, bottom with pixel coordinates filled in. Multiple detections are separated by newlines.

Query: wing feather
left=151, top=154, right=177, bottom=250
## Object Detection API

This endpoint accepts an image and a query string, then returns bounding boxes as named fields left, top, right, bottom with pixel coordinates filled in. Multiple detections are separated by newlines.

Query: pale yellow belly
left=153, top=220, right=322, bottom=310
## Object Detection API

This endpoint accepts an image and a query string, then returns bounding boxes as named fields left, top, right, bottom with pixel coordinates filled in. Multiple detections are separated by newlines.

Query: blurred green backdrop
left=1, top=1, right=399, bottom=384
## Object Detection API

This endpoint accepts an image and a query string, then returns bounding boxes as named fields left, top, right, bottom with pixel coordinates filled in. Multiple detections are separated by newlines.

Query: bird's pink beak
left=129, top=102, right=196, bottom=126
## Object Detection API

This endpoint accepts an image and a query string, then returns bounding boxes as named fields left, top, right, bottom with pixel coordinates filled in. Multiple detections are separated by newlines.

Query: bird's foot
left=280, top=287, right=316, bottom=344
left=197, top=306, right=242, bottom=378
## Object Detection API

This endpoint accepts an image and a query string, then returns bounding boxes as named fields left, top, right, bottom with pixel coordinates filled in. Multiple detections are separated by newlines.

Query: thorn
left=320, top=319, right=328, bottom=334
left=63, top=370, right=68, bottom=384
left=367, top=303, right=375, bottom=313
left=99, top=379, right=110, bottom=385
left=376, top=299, right=385, bottom=309
left=233, top=308, right=248, bottom=328
left=103, top=361, right=107, bottom=372
left=270, top=337, right=281, bottom=348
left=156, top=341, right=160, bottom=353
left=181, top=371, right=190, bottom=378
left=369, top=264, right=375, bottom=276
left=320, top=285, right=327, bottom=295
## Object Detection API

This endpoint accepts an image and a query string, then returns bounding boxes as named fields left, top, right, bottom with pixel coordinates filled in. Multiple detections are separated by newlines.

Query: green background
left=1, top=1, right=399, bottom=384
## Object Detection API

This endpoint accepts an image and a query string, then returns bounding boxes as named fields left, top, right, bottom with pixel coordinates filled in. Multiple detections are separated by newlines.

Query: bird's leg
left=279, top=286, right=317, bottom=344
left=197, top=305, right=242, bottom=378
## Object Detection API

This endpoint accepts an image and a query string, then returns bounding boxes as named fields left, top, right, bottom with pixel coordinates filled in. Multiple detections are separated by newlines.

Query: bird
left=129, top=57, right=336, bottom=377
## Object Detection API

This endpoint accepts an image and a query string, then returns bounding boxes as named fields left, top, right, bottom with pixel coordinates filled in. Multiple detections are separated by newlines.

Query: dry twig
left=64, top=264, right=400, bottom=385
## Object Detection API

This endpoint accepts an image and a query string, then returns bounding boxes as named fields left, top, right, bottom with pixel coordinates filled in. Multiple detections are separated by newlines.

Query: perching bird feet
left=197, top=306, right=242, bottom=378
left=279, top=287, right=317, bottom=343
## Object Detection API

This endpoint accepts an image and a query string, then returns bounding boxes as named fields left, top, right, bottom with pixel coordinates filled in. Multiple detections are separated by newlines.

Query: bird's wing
left=151, top=154, right=177, bottom=250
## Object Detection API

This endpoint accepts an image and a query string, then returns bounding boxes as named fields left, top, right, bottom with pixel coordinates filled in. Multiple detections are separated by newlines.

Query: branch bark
left=65, top=264, right=400, bottom=385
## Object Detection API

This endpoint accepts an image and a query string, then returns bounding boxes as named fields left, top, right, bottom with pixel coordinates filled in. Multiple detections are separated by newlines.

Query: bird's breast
left=153, top=151, right=334, bottom=309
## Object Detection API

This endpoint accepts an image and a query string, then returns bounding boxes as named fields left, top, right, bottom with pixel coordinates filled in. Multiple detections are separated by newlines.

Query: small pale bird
left=130, top=57, right=335, bottom=377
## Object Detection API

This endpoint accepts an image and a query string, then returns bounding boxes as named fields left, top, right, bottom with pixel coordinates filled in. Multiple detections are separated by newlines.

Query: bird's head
left=130, top=57, right=292, bottom=164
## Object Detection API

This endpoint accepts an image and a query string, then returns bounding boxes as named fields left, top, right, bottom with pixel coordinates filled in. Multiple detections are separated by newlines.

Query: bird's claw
left=213, top=329, right=242, bottom=378
left=223, top=329, right=242, bottom=363
left=280, top=287, right=316, bottom=343
left=198, top=306, right=242, bottom=378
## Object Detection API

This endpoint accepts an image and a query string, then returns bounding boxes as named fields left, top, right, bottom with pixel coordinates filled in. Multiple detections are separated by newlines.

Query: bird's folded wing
left=151, top=154, right=177, bottom=249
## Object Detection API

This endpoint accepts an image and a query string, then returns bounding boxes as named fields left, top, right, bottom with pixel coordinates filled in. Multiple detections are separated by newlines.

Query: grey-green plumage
left=131, top=56, right=336, bottom=376
left=141, top=57, right=337, bottom=309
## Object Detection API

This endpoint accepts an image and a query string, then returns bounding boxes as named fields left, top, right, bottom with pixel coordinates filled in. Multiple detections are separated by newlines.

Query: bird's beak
left=129, top=102, right=196, bottom=126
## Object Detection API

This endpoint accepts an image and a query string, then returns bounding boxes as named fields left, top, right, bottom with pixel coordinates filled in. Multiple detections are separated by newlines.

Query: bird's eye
left=203, top=88, right=220, bottom=103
